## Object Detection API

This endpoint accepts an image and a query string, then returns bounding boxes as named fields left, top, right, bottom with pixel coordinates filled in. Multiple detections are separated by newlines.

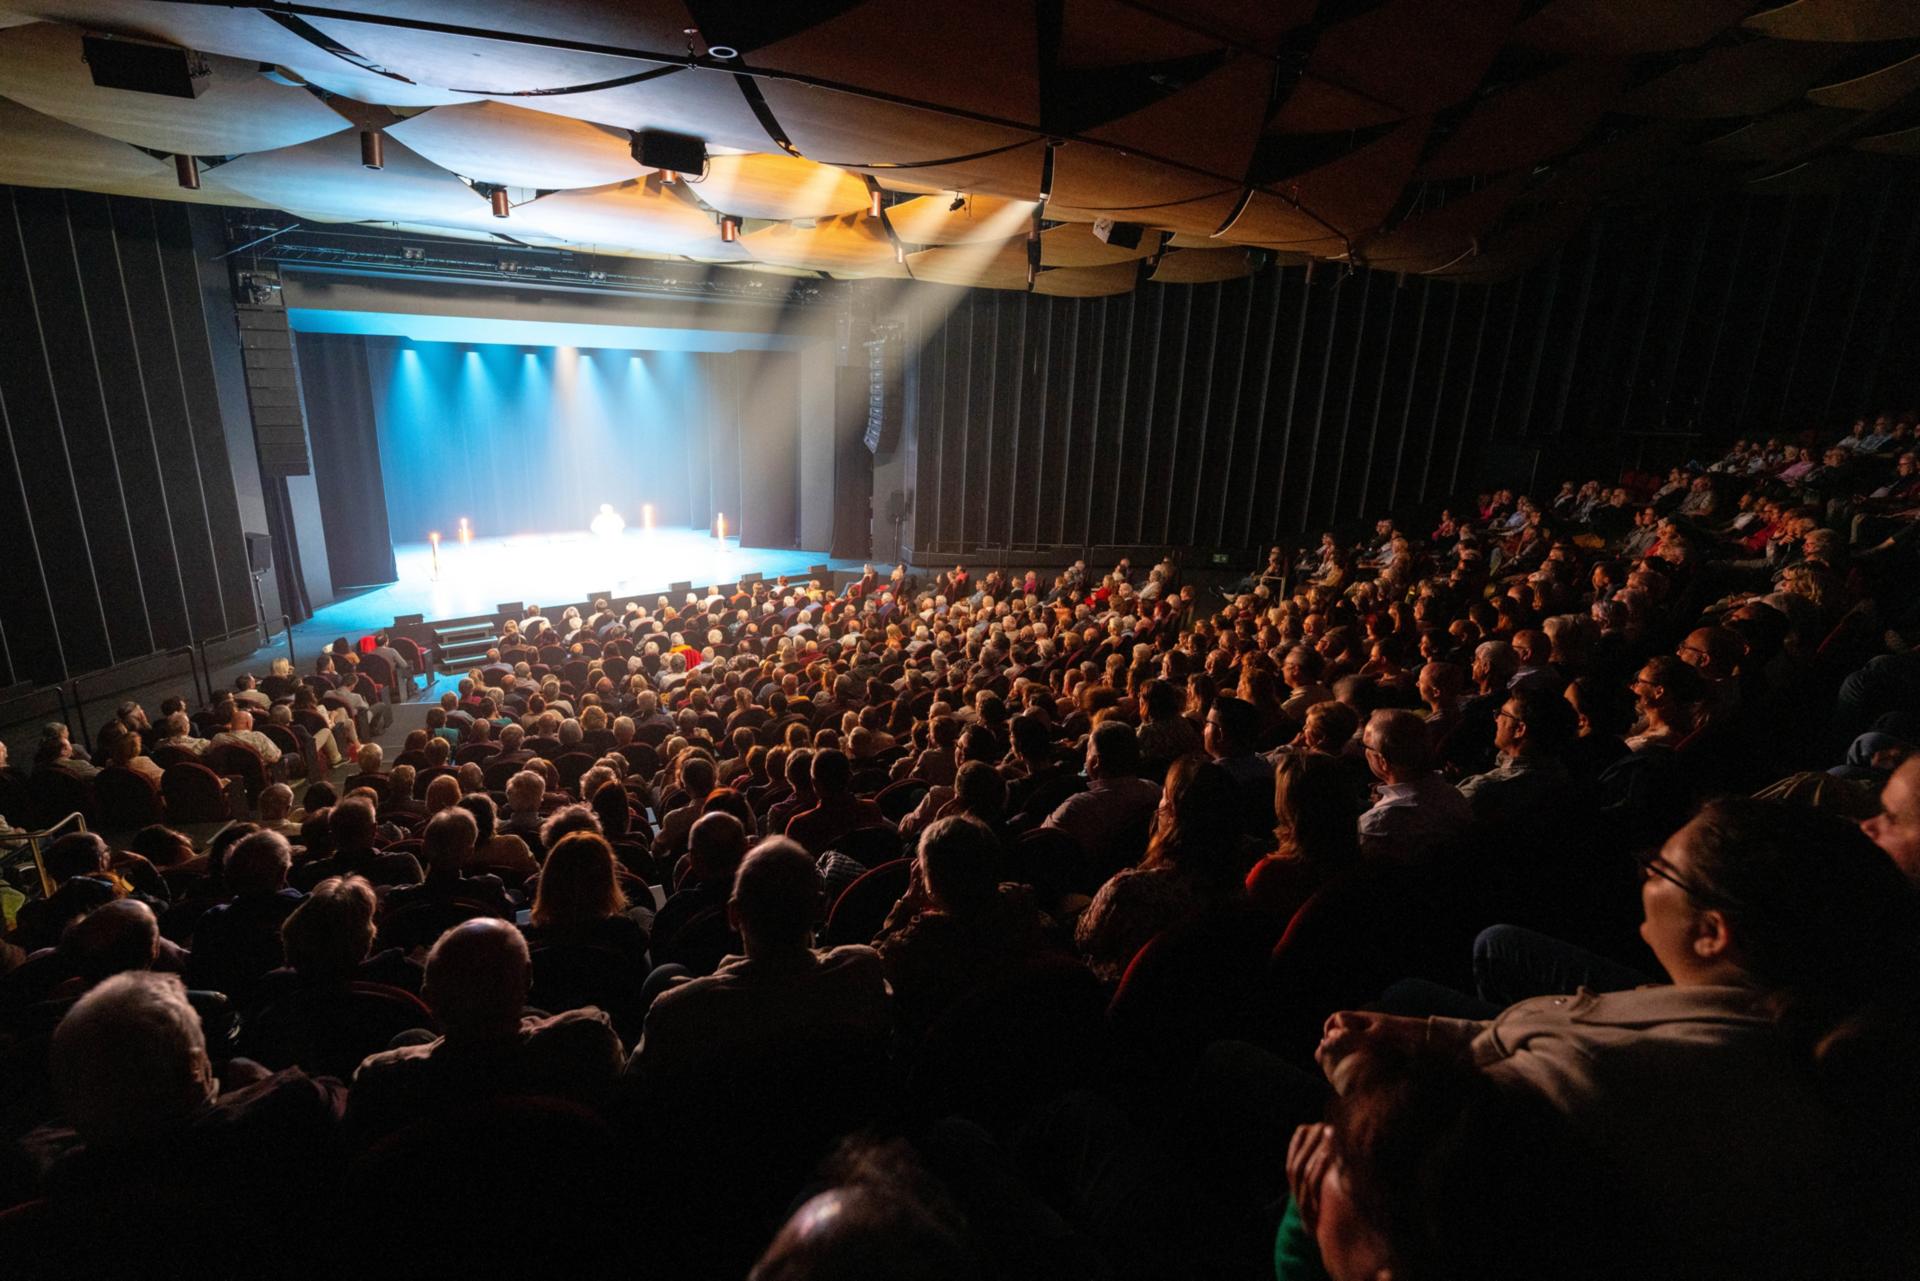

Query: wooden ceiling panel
left=1047, top=143, right=1242, bottom=232
left=388, top=100, right=640, bottom=190
left=1039, top=222, right=1159, bottom=268
left=1418, top=59, right=1628, bottom=180
left=1510, top=0, right=1753, bottom=55
left=886, top=193, right=1038, bottom=246
left=747, top=0, right=1040, bottom=125
left=204, top=131, right=503, bottom=231
left=0, top=20, right=350, bottom=154
left=1, top=0, right=479, bottom=106
left=1356, top=171, right=1531, bottom=273
left=1149, top=247, right=1253, bottom=283
left=904, top=239, right=1029, bottom=289
left=1267, top=0, right=1523, bottom=134
left=1084, top=55, right=1272, bottom=188
left=1807, top=52, right=1920, bottom=109
left=687, top=152, right=871, bottom=221
left=742, top=210, right=908, bottom=276
left=1696, top=106, right=1862, bottom=170
left=0, top=94, right=215, bottom=198
left=1225, top=117, right=1431, bottom=247
left=1746, top=0, right=1920, bottom=43
left=1034, top=259, right=1140, bottom=296
left=1855, top=124, right=1920, bottom=155
left=514, top=179, right=754, bottom=260
left=1618, top=39, right=1847, bottom=118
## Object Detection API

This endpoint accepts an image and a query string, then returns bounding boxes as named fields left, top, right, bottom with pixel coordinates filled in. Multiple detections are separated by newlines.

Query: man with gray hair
left=44, top=970, right=347, bottom=1271
left=347, top=918, right=622, bottom=1140
left=381, top=806, right=511, bottom=918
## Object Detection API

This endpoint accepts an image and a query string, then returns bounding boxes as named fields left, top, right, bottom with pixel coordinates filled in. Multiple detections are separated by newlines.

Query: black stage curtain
left=297, top=333, right=398, bottom=589
left=261, top=475, right=312, bottom=623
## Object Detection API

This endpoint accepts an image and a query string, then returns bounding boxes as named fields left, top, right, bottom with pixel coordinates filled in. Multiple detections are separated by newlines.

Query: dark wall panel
left=900, top=168, right=1920, bottom=564
left=0, top=187, right=253, bottom=690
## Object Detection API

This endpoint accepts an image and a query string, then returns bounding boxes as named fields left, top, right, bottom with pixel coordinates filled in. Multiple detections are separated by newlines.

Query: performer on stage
left=589, top=503, right=626, bottom=538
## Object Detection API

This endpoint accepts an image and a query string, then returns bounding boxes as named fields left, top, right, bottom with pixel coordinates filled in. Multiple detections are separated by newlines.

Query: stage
left=302, top=527, right=867, bottom=636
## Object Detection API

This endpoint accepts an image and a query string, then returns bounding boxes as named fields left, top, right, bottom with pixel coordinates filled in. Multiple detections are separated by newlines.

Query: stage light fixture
left=490, top=187, right=510, bottom=218
left=402, top=246, right=424, bottom=261
left=174, top=153, right=199, bottom=189
left=359, top=128, right=384, bottom=170
left=948, top=193, right=966, bottom=212
left=719, top=215, right=739, bottom=243
left=895, top=241, right=905, bottom=265
left=457, top=517, right=472, bottom=545
left=869, top=187, right=884, bottom=218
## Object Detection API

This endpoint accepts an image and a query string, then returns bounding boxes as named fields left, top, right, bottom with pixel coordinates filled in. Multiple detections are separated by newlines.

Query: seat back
left=1262, top=870, right=1422, bottom=1058
left=1010, top=826, right=1091, bottom=906
left=162, top=762, right=232, bottom=823
left=555, top=751, right=597, bottom=796
left=379, top=896, right=498, bottom=951
left=482, top=758, right=524, bottom=791
left=240, top=980, right=435, bottom=1078
left=30, top=768, right=98, bottom=829
left=529, top=943, right=644, bottom=1038
left=832, top=823, right=902, bottom=870
left=95, top=765, right=163, bottom=829
left=359, top=651, right=397, bottom=700
left=455, top=742, right=499, bottom=765
left=148, top=744, right=199, bottom=771
left=648, top=903, right=736, bottom=977
left=875, top=779, right=929, bottom=823
left=823, top=857, right=911, bottom=946
left=1107, top=909, right=1275, bottom=1088
left=0, top=766, right=37, bottom=828
left=202, top=741, right=270, bottom=803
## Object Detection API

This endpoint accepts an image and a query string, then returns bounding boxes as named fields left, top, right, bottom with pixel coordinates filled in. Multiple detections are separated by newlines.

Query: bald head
left=423, top=918, right=529, bottom=1041
left=730, top=837, right=825, bottom=955
left=1678, top=626, right=1742, bottom=682
left=1863, top=756, right=1920, bottom=885
left=689, top=810, right=748, bottom=885
left=60, top=899, right=159, bottom=983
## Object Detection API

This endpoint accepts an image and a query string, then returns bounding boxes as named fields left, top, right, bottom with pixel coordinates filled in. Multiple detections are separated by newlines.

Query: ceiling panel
left=388, top=100, right=640, bottom=190
left=1149, top=247, right=1253, bottom=283
left=512, top=179, right=753, bottom=260
left=1033, top=259, right=1140, bottom=296
left=885, top=193, right=1038, bottom=245
left=1356, top=171, right=1532, bottom=273
left=686, top=152, right=871, bottom=220
left=1418, top=59, right=1628, bottom=180
left=905, top=239, right=1029, bottom=289
left=1039, top=221, right=1159, bottom=268
left=1618, top=39, right=1846, bottom=118
left=1806, top=51, right=1920, bottom=109
left=0, top=20, right=350, bottom=153
left=1509, top=0, right=1754, bottom=54
left=1745, top=0, right=1920, bottom=42
left=204, top=130, right=503, bottom=231
left=1267, top=0, right=1523, bottom=134
left=1225, top=116, right=1431, bottom=248
left=741, top=210, right=908, bottom=276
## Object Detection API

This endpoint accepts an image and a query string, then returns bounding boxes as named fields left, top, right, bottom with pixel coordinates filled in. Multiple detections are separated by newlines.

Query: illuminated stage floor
left=306, top=527, right=866, bottom=634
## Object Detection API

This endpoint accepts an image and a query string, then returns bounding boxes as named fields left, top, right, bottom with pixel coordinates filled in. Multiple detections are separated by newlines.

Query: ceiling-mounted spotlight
left=490, top=187, right=511, bottom=218
left=401, top=246, right=424, bottom=261
left=657, top=168, right=677, bottom=185
left=894, top=241, right=905, bottom=265
left=706, top=44, right=739, bottom=60
left=869, top=187, right=884, bottom=219
left=720, top=215, right=740, bottom=243
left=948, top=193, right=966, bottom=213
left=174, top=153, right=199, bottom=189
left=359, top=128, right=384, bottom=170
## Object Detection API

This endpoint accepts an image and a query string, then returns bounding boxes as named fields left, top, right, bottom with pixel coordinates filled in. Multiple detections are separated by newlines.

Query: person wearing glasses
left=1622, top=654, right=1706, bottom=752
left=1316, top=799, right=1918, bottom=1281
left=1455, top=688, right=1577, bottom=825
left=1356, top=710, right=1473, bottom=864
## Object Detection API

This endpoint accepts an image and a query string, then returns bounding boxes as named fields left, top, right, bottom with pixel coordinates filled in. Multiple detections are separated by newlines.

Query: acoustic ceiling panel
left=1226, top=117, right=1431, bottom=249
left=1356, top=171, right=1532, bottom=274
left=388, top=100, right=641, bottom=191
left=1696, top=107, right=1862, bottom=170
left=1508, top=0, right=1754, bottom=55
left=885, top=193, right=1038, bottom=246
left=1806, top=51, right=1920, bottom=110
left=0, top=20, right=350, bottom=154
left=1618, top=39, right=1847, bottom=118
left=1039, top=221, right=1160, bottom=268
left=0, top=94, right=212, bottom=198
left=1149, top=247, right=1253, bottom=283
left=741, top=210, right=908, bottom=276
left=1855, top=125, right=1920, bottom=155
left=0, top=0, right=481, bottom=106
left=1033, top=259, right=1140, bottom=296
left=512, top=179, right=753, bottom=260
left=905, top=240, right=1029, bottom=289
left=204, top=130, right=503, bottom=231
left=1267, top=0, right=1523, bottom=134
left=1418, top=59, right=1628, bottom=180
left=1745, top=0, right=1920, bottom=43
left=687, top=152, right=872, bottom=221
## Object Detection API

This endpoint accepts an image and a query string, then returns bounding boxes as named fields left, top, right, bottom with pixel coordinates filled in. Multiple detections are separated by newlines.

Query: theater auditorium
left=3, top=2, right=1920, bottom=1278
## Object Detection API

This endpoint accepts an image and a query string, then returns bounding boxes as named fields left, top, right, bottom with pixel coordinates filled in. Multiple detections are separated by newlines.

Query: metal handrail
left=0, top=811, right=87, bottom=899
left=160, top=644, right=203, bottom=707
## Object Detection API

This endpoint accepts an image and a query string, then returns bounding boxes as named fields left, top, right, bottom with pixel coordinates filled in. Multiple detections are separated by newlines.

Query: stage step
left=433, top=622, right=499, bottom=672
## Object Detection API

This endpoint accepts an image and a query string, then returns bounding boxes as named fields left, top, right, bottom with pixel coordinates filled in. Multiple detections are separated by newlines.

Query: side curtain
left=296, top=333, right=397, bottom=589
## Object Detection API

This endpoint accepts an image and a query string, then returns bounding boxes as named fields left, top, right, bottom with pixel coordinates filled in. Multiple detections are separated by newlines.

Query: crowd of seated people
left=3, top=411, right=1920, bottom=1278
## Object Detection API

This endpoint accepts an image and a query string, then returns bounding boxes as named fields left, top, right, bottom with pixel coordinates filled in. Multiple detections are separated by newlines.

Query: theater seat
left=238, top=980, right=435, bottom=1079
left=161, top=768, right=232, bottom=825
left=1106, top=909, right=1276, bottom=1093
left=95, top=765, right=163, bottom=829
left=822, top=857, right=910, bottom=946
